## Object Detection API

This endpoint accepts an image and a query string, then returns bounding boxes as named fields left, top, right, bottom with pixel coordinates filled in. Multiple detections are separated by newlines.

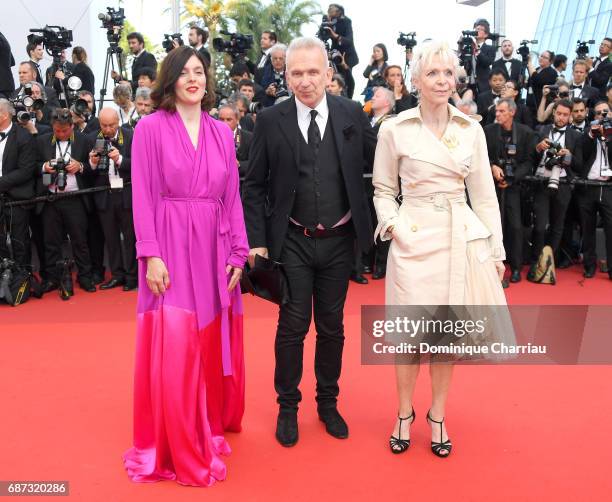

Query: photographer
left=188, top=25, right=211, bottom=66
left=14, top=61, right=59, bottom=108
left=113, top=32, right=157, bottom=89
left=500, top=80, right=535, bottom=129
left=484, top=98, right=537, bottom=283
left=362, top=43, right=388, bottom=100
left=0, top=31, right=15, bottom=99
left=476, top=68, right=506, bottom=125
left=526, top=50, right=557, bottom=112
left=254, top=30, right=277, bottom=86
left=261, top=44, right=288, bottom=107
left=589, top=38, right=612, bottom=98
left=70, top=46, right=95, bottom=95
left=15, top=81, right=51, bottom=134
left=36, top=108, right=96, bottom=295
left=537, top=80, right=570, bottom=124
left=113, top=82, right=137, bottom=126
left=86, top=108, right=136, bottom=291
left=575, top=100, right=612, bottom=280
left=0, top=98, right=37, bottom=268
left=529, top=99, right=582, bottom=276
left=472, top=19, right=496, bottom=94
left=383, top=65, right=417, bottom=113
left=570, top=97, right=589, bottom=133
left=326, top=73, right=346, bottom=97
left=323, top=3, right=358, bottom=98
left=44, top=48, right=75, bottom=90
left=492, top=39, right=522, bottom=82
left=228, top=92, right=255, bottom=132
left=569, top=60, right=599, bottom=107
left=218, top=103, right=252, bottom=179
left=76, top=90, right=100, bottom=134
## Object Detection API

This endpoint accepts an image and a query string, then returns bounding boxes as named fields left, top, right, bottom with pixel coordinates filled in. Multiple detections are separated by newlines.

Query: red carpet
left=1, top=267, right=611, bottom=501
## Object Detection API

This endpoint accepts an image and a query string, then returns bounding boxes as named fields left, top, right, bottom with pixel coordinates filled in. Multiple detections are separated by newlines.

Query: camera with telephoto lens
left=500, top=143, right=517, bottom=185
left=367, top=68, right=387, bottom=89
left=517, top=40, right=537, bottom=63
left=43, top=158, right=68, bottom=191
left=575, top=39, right=595, bottom=60
left=93, top=138, right=112, bottom=173
left=248, top=101, right=262, bottom=114
left=590, top=110, right=612, bottom=140
left=544, top=141, right=571, bottom=190
left=98, top=7, right=125, bottom=46
left=397, top=32, right=417, bottom=50
left=317, top=15, right=337, bottom=43
left=273, top=74, right=289, bottom=99
left=162, top=33, right=184, bottom=53
left=10, top=84, right=45, bottom=124
left=212, top=31, right=253, bottom=61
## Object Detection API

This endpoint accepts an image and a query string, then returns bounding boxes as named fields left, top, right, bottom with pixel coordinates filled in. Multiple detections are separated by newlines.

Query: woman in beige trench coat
left=373, top=41, right=507, bottom=458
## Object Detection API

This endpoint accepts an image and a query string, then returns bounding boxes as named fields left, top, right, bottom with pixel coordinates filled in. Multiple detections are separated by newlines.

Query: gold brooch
left=442, top=133, right=459, bottom=151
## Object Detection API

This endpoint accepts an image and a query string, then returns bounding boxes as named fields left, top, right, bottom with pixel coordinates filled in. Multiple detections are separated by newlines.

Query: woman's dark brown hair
left=151, top=46, right=215, bottom=112
left=72, top=46, right=88, bottom=64
left=384, top=65, right=408, bottom=97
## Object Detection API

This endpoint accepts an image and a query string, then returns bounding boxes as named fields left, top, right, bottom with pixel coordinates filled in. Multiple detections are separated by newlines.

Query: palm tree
left=258, top=0, right=321, bottom=44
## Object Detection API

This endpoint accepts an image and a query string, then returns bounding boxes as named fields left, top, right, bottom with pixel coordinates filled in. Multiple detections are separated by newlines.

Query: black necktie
left=308, top=109, right=321, bottom=154
left=0, top=132, right=7, bottom=141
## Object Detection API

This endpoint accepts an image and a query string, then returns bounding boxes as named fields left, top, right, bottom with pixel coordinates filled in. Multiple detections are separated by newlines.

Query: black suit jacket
left=535, top=125, right=583, bottom=179
left=254, top=53, right=272, bottom=86
left=577, top=131, right=611, bottom=178
left=243, top=94, right=377, bottom=260
left=70, top=62, right=95, bottom=94
left=331, top=17, right=359, bottom=68
left=0, top=125, right=37, bottom=200
left=528, top=66, right=558, bottom=109
left=476, top=43, right=496, bottom=93
left=571, top=83, right=600, bottom=108
left=492, top=57, right=522, bottom=82
left=35, top=131, right=93, bottom=210
left=589, top=57, right=612, bottom=97
left=476, top=90, right=500, bottom=124
left=84, top=128, right=133, bottom=210
left=484, top=122, right=537, bottom=182
left=0, top=32, right=15, bottom=95
left=131, top=51, right=157, bottom=87
left=236, top=128, right=252, bottom=179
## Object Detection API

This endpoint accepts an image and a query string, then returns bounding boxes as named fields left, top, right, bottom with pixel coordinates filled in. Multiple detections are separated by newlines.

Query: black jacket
left=589, top=57, right=612, bottom=97
left=0, top=125, right=37, bottom=200
left=0, top=32, right=15, bottom=95
left=535, top=125, right=583, bottom=179
left=528, top=66, right=558, bottom=109
left=84, top=128, right=133, bottom=211
left=236, top=128, right=252, bottom=179
left=577, top=131, right=611, bottom=178
left=131, top=51, right=157, bottom=87
left=243, top=94, right=377, bottom=260
left=570, top=83, right=600, bottom=108
left=71, top=62, right=95, bottom=95
left=492, top=57, right=523, bottom=82
left=330, top=16, right=359, bottom=68
left=476, top=90, right=501, bottom=124
left=254, top=52, right=272, bottom=86
left=484, top=122, right=537, bottom=182
left=476, top=43, right=496, bottom=93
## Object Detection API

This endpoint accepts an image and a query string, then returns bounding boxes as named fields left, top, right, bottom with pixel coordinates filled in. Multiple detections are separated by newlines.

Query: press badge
left=110, top=177, right=124, bottom=189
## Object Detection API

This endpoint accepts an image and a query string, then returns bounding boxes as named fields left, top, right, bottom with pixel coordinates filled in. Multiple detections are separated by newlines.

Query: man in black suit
left=112, top=32, right=157, bottom=90
left=492, top=39, right=522, bottom=83
left=86, top=108, right=136, bottom=291
left=528, top=99, right=582, bottom=277
left=575, top=101, right=612, bottom=280
left=588, top=38, right=612, bottom=98
left=14, top=62, right=60, bottom=109
left=187, top=25, right=211, bottom=67
left=0, top=99, right=37, bottom=267
left=36, top=108, right=96, bottom=295
left=477, top=68, right=506, bottom=125
left=217, top=104, right=252, bottom=179
left=0, top=32, right=15, bottom=99
left=484, top=98, right=537, bottom=283
left=569, top=60, right=599, bottom=108
left=254, top=30, right=277, bottom=86
left=473, top=19, right=496, bottom=95
left=527, top=50, right=558, bottom=112
left=26, top=41, right=44, bottom=85
left=243, top=37, right=376, bottom=447
left=325, top=4, right=359, bottom=98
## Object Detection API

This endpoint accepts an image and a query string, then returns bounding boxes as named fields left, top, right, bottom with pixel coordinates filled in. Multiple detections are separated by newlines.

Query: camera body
left=98, top=7, right=125, bottom=46
left=397, top=32, right=417, bottom=50
left=94, top=138, right=113, bottom=173
left=317, top=15, right=337, bottom=42
left=575, top=39, right=595, bottom=60
left=212, top=31, right=253, bottom=61
left=28, top=26, right=73, bottom=54
left=43, top=158, right=68, bottom=191
left=273, top=74, right=289, bottom=99
left=517, top=39, right=537, bottom=63
left=544, top=141, right=571, bottom=190
left=162, top=33, right=184, bottom=53
left=501, top=143, right=517, bottom=184
left=367, top=68, right=387, bottom=89
left=591, top=110, right=612, bottom=140
left=11, top=84, right=45, bottom=124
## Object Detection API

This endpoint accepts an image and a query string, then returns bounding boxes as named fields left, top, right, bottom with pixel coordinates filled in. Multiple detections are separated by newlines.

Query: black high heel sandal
left=427, top=410, right=452, bottom=458
left=389, top=409, right=415, bottom=454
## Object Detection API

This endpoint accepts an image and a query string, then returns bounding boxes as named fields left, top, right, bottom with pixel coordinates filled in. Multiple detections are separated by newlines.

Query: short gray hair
left=218, top=103, right=240, bottom=119
left=228, top=92, right=249, bottom=109
left=411, top=40, right=459, bottom=81
left=373, top=86, right=396, bottom=109
left=135, top=86, right=152, bottom=100
left=0, top=98, right=15, bottom=116
left=270, top=43, right=288, bottom=57
left=29, top=81, right=47, bottom=101
left=113, top=82, right=133, bottom=101
left=496, top=97, right=517, bottom=112
left=457, top=99, right=477, bottom=115
left=286, top=37, right=328, bottom=69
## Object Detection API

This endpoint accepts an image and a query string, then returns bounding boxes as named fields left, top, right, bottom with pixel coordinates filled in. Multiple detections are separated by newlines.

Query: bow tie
left=552, top=127, right=566, bottom=134
left=571, top=124, right=583, bottom=131
left=571, top=84, right=583, bottom=90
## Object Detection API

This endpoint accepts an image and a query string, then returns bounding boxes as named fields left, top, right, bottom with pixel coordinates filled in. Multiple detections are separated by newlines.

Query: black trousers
left=87, top=210, right=105, bottom=278
left=531, top=183, right=572, bottom=262
left=275, top=225, right=354, bottom=412
left=98, top=192, right=137, bottom=282
left=0, top=205, right=30, bottom=268
left=29, top=210, right=47, bottom=277
left=498, top=185, right=523, bottom=271
left=576, top=185, right=612, bottom=268
left=42, top=197, right=92, bottom=283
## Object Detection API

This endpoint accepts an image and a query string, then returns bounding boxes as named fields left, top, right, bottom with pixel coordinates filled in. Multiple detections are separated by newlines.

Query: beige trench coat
left=373, top=105, right=507, bottom=306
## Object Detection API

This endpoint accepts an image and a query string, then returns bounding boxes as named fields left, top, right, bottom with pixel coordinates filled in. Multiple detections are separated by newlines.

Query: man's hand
left=542, top=85, right=551, bottom=96
left=111, top=70, right=120, bottom=81
left=66, top=159, right=82, bottom=174
left=325, top=27, right=339, bottom=40
left=248, top=247, right=268, bottom=267
left=43, top=161, right=55, bottom=174
left=54, top=70, right=65, bottom=80
left=265, top=84, right=277, bottom=97
left=536, top=138, right=551, bottom=152
left=146, top=257, right=170, bottom=295
left=172, top=39, right=180, bottom=49
left=108, top=146, right=121, bottom=164
left=89, top=150, right=100, bottom=168
left=558, top=148, right=570, bottom=157
left=491, top=164, right=505, bottom=182
left=20, top=121, right=38, bottom=135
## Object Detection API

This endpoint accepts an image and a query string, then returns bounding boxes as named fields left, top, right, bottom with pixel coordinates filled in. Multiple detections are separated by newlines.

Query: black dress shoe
left=584, top=265, right=596, bottom=279
left=372, top=267, right=386, bottom=280
left=123, top=282, right=138, bottom=291
left=510, top=270, right=521, bottom=283
left=100, top=278, right=124, bottom=290
left=79, top=280, right=97, bottom=292
left=501, top=278, right=509, bottom=289
left=92, top=272, right=105, bottom=285
left=557, top=259, right=571, bottom=269
left=527, top=264, right=537, bottom=282
left=350, top=273, right=369, bottom=285
left=41, top=280, right=59, bottom=293
left=59, top=280, right=73, bottom=300
left=318, top=408, right=349, bottom=439
left=362, top=265, right=372, bottom=274
left=276, top=411, right=298, bottom=447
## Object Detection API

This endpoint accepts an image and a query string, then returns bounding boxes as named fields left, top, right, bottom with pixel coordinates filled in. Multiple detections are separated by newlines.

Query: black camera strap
left=56, top=139, right=71, bottom=161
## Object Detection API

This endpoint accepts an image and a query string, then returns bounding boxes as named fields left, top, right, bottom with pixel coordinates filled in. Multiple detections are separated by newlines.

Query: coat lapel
left=2, top=127, right=15, bottom=166
left=327, top=95, right=348, bottom=162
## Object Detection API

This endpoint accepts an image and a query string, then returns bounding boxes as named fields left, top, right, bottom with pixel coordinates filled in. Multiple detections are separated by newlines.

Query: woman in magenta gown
left=122, top=46, right=249, bottom=487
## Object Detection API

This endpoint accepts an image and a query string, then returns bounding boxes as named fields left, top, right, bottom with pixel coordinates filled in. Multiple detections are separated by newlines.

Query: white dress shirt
left=44, top=140, right=79, bottom=192
left=0, top=123, right=13, bottom=178
left=257, top=47, right=272, bottom=68
left=587, top=136, right=612, bottom=180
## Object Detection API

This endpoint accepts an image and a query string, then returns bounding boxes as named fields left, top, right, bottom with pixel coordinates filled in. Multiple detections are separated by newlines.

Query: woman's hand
left=146, top=257, right=170, bottom=295
left=226, top=265, right=242, bottom=292
left=495, top=261, right=506, bottom=282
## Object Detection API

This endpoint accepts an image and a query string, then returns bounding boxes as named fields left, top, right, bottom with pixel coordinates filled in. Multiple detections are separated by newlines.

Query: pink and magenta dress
left=122, top=109, right=249, bottom=487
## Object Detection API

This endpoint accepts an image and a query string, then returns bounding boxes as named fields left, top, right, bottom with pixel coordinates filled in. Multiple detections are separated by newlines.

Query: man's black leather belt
left=289, top=221, right=352, bottom=238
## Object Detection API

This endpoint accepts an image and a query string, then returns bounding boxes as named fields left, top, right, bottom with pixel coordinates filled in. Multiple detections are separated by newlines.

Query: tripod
left=98, top=44, right=125, bottom=111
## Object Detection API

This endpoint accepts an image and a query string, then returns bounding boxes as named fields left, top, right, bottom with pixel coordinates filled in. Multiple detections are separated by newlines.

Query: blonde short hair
left=411, top=40, right=459, bottom=81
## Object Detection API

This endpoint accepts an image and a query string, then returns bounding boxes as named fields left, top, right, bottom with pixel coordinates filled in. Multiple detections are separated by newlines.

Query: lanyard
left=57, top=140, right=71, bottom=161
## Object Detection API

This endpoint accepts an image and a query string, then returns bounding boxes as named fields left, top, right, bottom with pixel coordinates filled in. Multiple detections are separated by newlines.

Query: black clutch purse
left=240, top=254, right=291, bottom=305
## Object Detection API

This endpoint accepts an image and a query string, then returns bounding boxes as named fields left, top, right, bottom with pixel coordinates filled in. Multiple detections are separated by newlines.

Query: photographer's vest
left=290, top=120, right=350, bottom=229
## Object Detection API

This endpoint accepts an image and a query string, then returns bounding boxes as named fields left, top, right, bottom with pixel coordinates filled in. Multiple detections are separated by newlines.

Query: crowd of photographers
left=0, top=5, right=611, bottom=305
